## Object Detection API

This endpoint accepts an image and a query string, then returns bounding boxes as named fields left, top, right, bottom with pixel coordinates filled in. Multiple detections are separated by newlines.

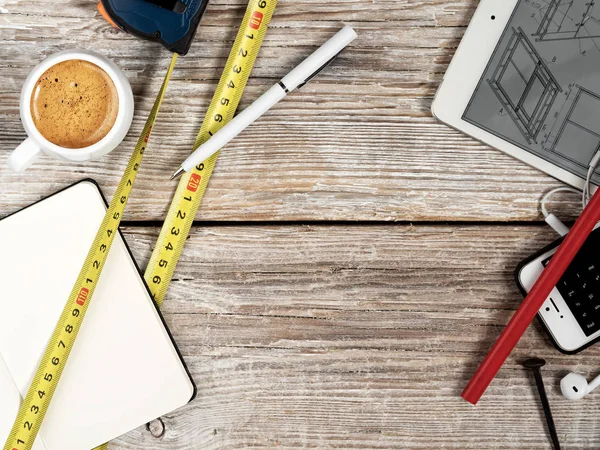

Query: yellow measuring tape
left=145, top=0, right=277, bottom=307
left=93, top=2, right=276, bottom=449
left=4, top=0, right=276, bottom=447
left=3, top=54, right=178, bottom=450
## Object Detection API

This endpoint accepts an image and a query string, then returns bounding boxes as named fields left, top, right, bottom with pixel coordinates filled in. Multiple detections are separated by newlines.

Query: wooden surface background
left=1, top=0, right=599, bottom=448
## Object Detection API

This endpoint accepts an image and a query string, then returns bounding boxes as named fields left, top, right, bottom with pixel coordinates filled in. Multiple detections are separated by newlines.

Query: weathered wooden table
left=2, top=0, right=599, bottom=448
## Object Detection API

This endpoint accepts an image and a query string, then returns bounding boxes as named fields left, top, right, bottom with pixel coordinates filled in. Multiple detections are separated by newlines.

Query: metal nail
left=523, top=358, right=561, bottom=450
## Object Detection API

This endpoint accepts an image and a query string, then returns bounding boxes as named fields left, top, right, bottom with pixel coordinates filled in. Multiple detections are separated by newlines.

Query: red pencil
left=462, top=188, right=600, bottom=405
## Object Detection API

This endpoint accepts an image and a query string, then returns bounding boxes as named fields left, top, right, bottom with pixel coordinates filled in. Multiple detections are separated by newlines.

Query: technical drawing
left=463, top=0, right=600, bottom=183
left=547, top=85, right=600, bottom=168
left=533, top=0, right=600, bottom=42
left=488, top=27, right=562, bottom=143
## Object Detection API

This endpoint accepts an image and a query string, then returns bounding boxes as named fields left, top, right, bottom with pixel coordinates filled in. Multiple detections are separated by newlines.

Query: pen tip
left=170, top=167, right=185, bottom=180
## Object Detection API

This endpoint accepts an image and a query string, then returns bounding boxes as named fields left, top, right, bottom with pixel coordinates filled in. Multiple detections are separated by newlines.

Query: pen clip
left=296, top=50, right=343, bottom=90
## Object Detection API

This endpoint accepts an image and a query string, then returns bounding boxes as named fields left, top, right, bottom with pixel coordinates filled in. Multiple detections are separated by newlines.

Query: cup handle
left=7, top=138, right=42, bottom=172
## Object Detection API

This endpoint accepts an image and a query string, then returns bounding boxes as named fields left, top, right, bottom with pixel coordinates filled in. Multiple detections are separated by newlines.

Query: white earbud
left=561, top=372, right=600, bottom=400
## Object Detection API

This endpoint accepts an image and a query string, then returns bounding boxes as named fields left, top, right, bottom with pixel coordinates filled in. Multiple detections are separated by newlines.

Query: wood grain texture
left=100, top=225, right=598, bottom=449
left=2, top=0, right=596, bottom=449
left=0, top=0, right=582, bottom=222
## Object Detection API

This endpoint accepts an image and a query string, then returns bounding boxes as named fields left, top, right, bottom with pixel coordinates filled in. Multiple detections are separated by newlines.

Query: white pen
left=170, top=25, right=358, bottom=179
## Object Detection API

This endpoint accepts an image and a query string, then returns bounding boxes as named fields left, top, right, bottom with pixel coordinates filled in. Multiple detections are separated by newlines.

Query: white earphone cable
left=541, top=187, right=580, bottom=236
left=541, top=149, right=600, bottom=236
left=541, top=187, right=581, bottom=219
left=583, top=151, right=600, bottom=207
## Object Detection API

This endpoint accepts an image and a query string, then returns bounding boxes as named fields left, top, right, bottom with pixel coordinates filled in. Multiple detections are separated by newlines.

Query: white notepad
left=0, top=180, right=195, bottom=450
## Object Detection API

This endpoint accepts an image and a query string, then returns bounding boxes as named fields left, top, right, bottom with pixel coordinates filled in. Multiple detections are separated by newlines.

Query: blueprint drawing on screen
left=464, top=0, right=600, bottom=182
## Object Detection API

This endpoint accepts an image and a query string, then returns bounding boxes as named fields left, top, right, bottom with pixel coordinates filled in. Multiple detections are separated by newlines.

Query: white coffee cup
left=7, top=50, right=134, bottom=172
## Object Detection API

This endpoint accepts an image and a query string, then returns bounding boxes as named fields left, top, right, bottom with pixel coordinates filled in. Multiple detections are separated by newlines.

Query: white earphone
left=560, top=372, right=600, bottom=400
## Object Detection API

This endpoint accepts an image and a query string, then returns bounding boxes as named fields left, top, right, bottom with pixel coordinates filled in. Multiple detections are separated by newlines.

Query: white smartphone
left=516, top=226, right=600, bottom=353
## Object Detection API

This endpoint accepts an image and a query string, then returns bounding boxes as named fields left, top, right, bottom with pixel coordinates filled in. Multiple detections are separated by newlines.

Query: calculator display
left=543, top=228, right=600, bottom=336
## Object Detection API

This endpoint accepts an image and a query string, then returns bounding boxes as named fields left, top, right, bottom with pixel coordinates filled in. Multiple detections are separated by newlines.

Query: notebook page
left=0, top=181, right=194, bottom=450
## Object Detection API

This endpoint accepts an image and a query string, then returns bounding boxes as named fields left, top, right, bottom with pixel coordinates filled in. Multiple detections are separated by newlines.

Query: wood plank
left=101, top=224, right=600, bottom=449
left=0, top=0, right=581, bottom=222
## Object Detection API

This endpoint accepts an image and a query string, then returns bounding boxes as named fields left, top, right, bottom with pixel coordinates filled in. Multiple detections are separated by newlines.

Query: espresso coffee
left=30, top=60, right=119, bottom=149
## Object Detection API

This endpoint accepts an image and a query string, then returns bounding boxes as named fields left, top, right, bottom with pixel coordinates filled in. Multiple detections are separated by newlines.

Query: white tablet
left=432, top=0, right=600, bottom=188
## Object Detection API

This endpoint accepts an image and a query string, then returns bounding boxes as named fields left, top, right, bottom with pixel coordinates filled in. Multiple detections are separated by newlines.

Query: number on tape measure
left=93, top=2, right=277, bottom=449
left=144, top=0, right=278, bottom=307
left=3, top=53, right=178, bottom=450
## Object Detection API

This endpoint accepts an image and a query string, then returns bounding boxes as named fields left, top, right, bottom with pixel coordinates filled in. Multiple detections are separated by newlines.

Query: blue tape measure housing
left=101, top=0, right=209, bottom=54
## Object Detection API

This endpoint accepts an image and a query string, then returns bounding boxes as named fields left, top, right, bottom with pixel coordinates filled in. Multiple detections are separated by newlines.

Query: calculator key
left=545, top=227, right=600, bottom=336
left=584, top=321, right=600, bottom=334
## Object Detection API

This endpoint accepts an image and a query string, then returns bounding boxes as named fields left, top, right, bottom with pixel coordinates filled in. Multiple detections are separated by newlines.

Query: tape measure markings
left=92, top=3, right=276, bottom=450
left=145, top=0, right=278, bottom=307
left=3, top=53, right=179, bottom=450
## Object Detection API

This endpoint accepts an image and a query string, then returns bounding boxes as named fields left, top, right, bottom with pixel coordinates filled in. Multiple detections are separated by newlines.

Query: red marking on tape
left=76, top=287, right=89, bottom=306
left=249, top=11, right=263, bottom=30
left=144, top=126, right=152, bottom=143
left=187, top=173, right=201, bottom=192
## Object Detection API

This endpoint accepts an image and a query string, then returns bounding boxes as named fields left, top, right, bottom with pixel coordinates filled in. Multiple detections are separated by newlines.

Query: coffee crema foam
left=30, top=60, right=119, bottom=149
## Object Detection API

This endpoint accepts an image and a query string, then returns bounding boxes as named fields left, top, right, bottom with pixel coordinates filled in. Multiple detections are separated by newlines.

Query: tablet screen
left=463, top=0, right=600, bottom=182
